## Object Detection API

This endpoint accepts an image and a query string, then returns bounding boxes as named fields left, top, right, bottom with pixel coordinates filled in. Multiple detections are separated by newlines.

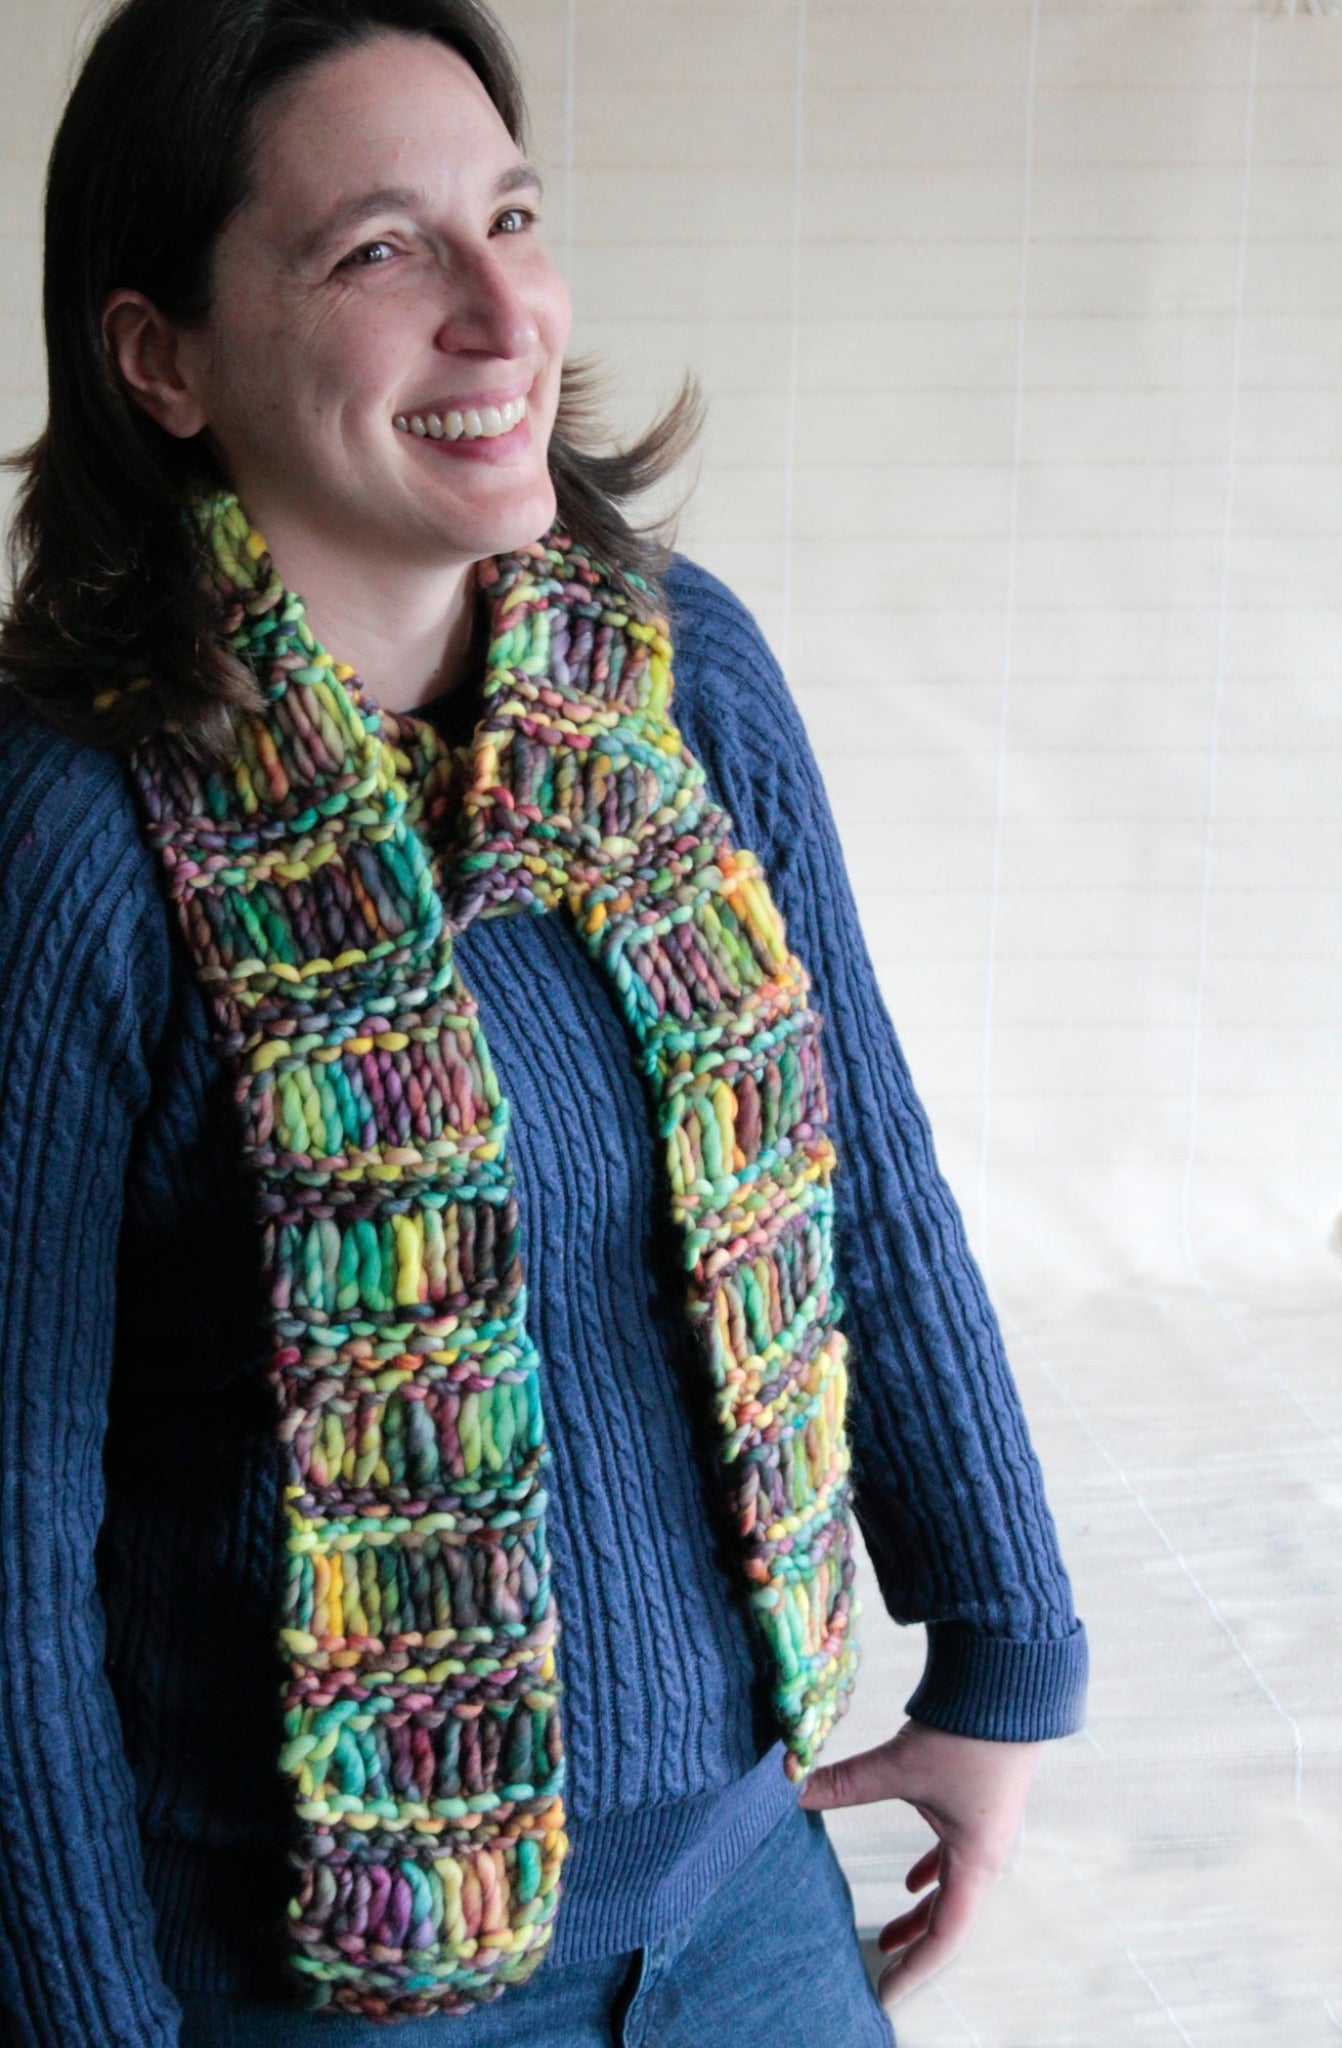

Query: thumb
left=798, top=1736, right=905, bottom=1812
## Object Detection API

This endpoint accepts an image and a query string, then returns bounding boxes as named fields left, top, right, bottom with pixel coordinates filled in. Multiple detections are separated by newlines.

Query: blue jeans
left=178, top=1803, right=895, bottom=2047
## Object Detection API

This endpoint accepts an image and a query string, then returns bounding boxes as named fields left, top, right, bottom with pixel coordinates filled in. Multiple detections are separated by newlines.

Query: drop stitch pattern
left=127, top=489, right=862, bottom=2019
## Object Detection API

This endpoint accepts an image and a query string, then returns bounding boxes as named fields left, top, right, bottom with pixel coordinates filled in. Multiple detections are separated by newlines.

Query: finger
left=876, top=1859, right=993, bottom=2007
left=905, top=1844, right=940, bottom=1894
left=876, top=1891, right=936, bottom=1954
left=798, top=1738, right=903, bottom=1811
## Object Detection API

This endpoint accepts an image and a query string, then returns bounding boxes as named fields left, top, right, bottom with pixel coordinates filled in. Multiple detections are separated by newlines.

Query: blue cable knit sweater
left=0, top=558, right=1087, bottom=2047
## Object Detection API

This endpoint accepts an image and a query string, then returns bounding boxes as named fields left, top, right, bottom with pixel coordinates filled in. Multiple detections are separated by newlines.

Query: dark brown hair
left=0, top=0, right=700, bottom=761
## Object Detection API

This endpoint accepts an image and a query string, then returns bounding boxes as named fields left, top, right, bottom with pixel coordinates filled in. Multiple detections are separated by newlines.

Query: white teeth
left=397, top=395, right=528, bottom=441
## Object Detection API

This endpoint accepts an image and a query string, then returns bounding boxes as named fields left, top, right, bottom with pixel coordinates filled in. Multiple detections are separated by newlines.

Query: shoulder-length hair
left=0, top=0, right=700, bottom=762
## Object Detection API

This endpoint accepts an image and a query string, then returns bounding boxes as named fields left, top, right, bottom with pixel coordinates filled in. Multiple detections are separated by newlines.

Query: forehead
left=247, top=31, right=520, bottom=209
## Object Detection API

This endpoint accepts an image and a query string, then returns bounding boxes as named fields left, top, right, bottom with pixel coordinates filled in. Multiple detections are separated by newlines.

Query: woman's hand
left=798, top=1719, right=1041, bottom=2007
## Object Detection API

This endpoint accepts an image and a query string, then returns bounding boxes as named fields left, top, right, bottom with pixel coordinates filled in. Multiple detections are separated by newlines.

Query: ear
left=101, top=289, right=209, bottom=439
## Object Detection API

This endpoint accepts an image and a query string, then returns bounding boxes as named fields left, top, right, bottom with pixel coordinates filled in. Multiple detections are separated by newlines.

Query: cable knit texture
left=0, top=551, right=1086, bottom=2048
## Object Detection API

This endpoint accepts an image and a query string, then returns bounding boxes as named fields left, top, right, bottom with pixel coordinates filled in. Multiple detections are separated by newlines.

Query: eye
left=338, top=237, right=397, bottom=270
left=492, top=206, right=537, bottom=236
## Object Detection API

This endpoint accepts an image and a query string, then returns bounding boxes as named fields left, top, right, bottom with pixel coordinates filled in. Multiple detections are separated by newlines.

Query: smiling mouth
left=393, top=396, right=527, bottom=442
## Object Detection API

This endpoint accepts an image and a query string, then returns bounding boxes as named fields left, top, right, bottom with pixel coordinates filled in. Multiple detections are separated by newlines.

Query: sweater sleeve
left=0, top=707, right=182, bottom=2047
left=663, top=561, right=1088, bottom=1743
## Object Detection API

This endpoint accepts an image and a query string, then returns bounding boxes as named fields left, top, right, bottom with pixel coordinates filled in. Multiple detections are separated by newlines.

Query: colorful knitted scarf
left=127, top=489, right=860, bottom=2019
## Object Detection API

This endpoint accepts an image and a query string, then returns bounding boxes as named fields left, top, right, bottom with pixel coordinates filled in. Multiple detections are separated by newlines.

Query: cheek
left=249, top=284, right=394, bottom=401
left=304, top=299, right=392, bottom=392
left=208, top=320, right=323, bottom=438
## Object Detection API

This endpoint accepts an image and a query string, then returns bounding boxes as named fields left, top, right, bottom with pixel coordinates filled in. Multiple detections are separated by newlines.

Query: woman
left=0, top=2, right=1088, bottom=2044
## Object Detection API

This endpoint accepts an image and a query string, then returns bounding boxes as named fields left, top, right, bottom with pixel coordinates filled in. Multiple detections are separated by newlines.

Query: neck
left=227, top=500, right=484, bottom=715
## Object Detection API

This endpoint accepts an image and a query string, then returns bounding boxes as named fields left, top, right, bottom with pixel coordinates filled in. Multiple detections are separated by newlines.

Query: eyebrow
left=286, top=164, right=544, bottom=267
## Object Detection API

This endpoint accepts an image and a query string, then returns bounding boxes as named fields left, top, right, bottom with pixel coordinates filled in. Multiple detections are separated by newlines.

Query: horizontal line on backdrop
left=788, top=601, right=1342, bottom=615
left=655, top=307, right=1342, bottom=318
left=871, top=949, right=1340, bottom=961
left=556, top=81, right=1342, bottom=96
left=784, top=613, right=1342, bottom=629
left=683, top=385, right=1342, bottom=398
left=693, top=533, right=1342, bottom=545
left=893, top=1024, right=1335, bottom=1040
left=698, top=541, right=1342, bottom=552
left=865, top=967, right=1341, bottom=980
left=713, top=460, right=1342, bottom=472
left=901, top=1087, right=1339, bottom=1102
left=689, top=537, right=1342, bottom=547
left=581, top=311, right=1342, bottom=326
left=571, top=236, right=1342, bottom=252
left=793, top=85, right=1342, bottom=97
left=676, top=458, right=1342, bottom=468
left=874, top=1019, right=1324, bottom=1030
left=820, top=744, right=1342, bottom=756
left=851, top=885, right=1342, bottom=898
left=858, top=817, right=1337, bottom=826
left=565, top=157, right=1342, bottom=173
left=803, top=688, right=1335, bottom=696
left=550, top=82, right=1342, bottom=103
left=864, top=970, right=1340, bottom=984
left=889, top=1097, right=1335, bottom=1114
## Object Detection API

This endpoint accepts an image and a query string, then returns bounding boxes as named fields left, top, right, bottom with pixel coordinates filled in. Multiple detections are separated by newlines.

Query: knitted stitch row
left=126, top=490, right=861, bottom=2019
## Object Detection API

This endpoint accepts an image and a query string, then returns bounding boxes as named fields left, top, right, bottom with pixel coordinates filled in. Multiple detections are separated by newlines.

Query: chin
left=455, top=488, right=559, bottom=561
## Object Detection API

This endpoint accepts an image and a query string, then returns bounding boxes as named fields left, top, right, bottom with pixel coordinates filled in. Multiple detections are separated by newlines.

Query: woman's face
left=176, top=31, right=571, bottom=569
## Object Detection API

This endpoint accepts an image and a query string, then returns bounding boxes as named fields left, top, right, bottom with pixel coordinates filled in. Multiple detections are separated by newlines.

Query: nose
left=433, top=243, right=540, bottom=364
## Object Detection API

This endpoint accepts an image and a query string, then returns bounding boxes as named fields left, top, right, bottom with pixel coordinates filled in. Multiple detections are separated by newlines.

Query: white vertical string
left=976, top=0, right=1040, bottom=1279
left=778, top=0, right=807, bottom=674
left=1175, top=16, right=1335, bottom=1449
left=1179, top=12, right=1258, bottom=1285
left=561, top=0, right=575, bottom=281
left=1037, top=1837, right=1198, bottom=2044
left=1120, top=1953, right=1200, bottom=2048
left=935, top=1980, right=985, bottom=2045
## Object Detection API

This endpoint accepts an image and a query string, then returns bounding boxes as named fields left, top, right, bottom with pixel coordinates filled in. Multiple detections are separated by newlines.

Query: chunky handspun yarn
left=127, top=489, right=860, bottom=2018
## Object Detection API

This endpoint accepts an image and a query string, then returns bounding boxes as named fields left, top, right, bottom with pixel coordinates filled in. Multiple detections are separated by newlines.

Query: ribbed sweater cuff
left=905, top=1620, right=1089, bottom=1741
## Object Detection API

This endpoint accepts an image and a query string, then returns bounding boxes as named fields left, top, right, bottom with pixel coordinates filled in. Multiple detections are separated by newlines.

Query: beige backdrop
left=3, top=3, right=1340, bottom=2044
